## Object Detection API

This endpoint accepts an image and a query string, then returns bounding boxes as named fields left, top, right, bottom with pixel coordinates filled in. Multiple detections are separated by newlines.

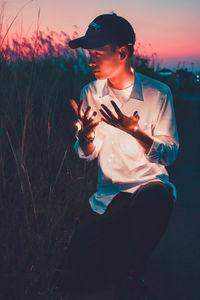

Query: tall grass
left=0, top=29, right=98, bottom=300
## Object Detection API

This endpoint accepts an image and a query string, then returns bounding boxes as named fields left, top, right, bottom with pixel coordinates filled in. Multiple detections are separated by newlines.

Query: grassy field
left=0, top=31, right=98, bottom=300
left=0, top=30, right=197, bottom=300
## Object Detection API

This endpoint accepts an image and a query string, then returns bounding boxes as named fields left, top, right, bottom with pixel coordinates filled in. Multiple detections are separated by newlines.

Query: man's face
left=88, top=44, right=122, bottom=80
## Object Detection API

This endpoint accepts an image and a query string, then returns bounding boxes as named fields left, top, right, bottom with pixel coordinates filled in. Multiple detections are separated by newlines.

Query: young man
left=65, top=13, right=179, bottom=298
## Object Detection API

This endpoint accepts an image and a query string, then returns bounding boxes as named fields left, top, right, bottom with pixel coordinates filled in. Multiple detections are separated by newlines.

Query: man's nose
left=88, top=57, right=96, bottom=67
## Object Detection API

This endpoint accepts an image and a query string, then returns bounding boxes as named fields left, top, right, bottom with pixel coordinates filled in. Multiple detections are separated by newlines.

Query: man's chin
left=93, top=72, right=106, bottom=80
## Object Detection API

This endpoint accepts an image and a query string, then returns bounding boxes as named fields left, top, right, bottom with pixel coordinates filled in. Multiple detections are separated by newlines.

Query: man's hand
left=100, top=100, right=153, bottom=154
left=70, top=99, right=101, bottom=137
left=99, top=100, right=140, bottom=135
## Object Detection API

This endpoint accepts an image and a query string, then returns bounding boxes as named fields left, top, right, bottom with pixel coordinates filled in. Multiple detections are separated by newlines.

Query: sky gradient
left=2, top=0, right=200, bottom=71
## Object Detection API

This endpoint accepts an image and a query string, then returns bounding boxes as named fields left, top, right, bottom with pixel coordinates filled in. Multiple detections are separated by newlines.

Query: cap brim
left=68, top=36, right=86, bottom=49
left=68, top=35, right=109, bottom=49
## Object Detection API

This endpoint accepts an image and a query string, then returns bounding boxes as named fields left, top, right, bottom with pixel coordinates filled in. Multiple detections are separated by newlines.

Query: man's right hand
left=70, top=99, right=101, bottom=138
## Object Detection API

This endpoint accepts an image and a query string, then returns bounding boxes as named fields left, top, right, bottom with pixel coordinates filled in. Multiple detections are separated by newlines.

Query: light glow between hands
left=75, top=121, right=81, bottom=132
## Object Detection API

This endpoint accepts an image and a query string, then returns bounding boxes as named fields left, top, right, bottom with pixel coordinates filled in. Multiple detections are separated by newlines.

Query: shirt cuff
left=145, top=137, right=163, bottom=163
left=74, top=139, right=101, bottom=161
left=145, top=136, right=179, bottom=166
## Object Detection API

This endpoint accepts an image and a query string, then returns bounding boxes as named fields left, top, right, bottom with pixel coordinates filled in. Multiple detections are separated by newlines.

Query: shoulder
left=137, top=72, right=171, bottom=96
left=80, top=79, right=106, bottom=98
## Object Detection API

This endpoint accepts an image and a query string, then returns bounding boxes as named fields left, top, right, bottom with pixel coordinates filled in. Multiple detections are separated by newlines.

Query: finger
left=84, top=106, right=91, bottom=120
left=99, top=108, right=115, bottom=123
left=101, top=117, right=116, bottom=127
left=78, top=100, right=85, bottom=119
left=92, top=111, right=97, bottom=117
left=86, top=111, right=97, bottom=124
left=101, top=117, right=110, bottom=124
left=133, top=111, right=140, bottom=119
left=70, top=99, right=79, bottom=117
left=85, top=120, right=101, bottom=134
left=110, top=100, right=123, bottom=119
left=94, top=118, right=102, bottom=125
left=101, top=104, right=117, bottom=121
left=89, top=119, right=102, bottom=129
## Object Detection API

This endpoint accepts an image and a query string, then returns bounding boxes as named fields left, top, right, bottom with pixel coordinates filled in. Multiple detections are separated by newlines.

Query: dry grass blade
left=5, top=129, right=25, bottom=195
left=0, top=1, right=6, bottom=36
left=21, top=163, right=37, bottom=219
left=0, top=0, right=34, bottom=49
left=33, top=7, right=40, bottom=57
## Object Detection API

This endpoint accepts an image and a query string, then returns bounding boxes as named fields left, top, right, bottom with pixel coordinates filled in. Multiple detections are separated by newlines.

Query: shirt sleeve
left=146, top=88, right=179, bottom=166
left=74, top=86, right=104, bottom=161
left=74, top=137, right=103, bottom=161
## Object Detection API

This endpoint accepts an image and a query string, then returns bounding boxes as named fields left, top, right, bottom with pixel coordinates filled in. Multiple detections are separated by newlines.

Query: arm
left=145, top=89, right=179, bottom=166
left=129, top=127, right=154, bottom=154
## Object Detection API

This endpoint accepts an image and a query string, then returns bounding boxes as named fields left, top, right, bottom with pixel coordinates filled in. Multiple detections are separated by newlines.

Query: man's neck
left=107, top=67, right=135, bottom=90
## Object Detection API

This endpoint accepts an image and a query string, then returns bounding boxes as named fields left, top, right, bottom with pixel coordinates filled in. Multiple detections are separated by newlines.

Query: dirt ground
left=145, top=92, right=200, bottom=300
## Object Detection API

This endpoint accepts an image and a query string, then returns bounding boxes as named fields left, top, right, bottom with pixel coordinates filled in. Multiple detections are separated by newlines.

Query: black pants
left=63, top=181, right=174, bottom=294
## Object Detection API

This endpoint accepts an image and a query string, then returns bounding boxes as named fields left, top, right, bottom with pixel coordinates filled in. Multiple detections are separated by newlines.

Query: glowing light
left=75, top=121, right=81, bottom=132
left=134, top=126, right=138, bottom=132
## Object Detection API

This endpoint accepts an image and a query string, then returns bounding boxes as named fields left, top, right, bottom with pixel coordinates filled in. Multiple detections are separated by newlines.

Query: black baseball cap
left=69, top=13, right=135, bottom=49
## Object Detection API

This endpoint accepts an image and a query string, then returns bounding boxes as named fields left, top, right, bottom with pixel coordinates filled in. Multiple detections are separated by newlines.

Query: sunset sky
left=2, top=0, right=200, bottom=71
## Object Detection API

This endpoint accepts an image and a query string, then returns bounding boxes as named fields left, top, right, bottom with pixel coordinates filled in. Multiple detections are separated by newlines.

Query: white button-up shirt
left=74, top=71, right=179, bottom=214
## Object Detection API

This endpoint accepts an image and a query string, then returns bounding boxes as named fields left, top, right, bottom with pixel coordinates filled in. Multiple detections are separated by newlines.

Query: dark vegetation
left=0, top=30, right=195, bottom=299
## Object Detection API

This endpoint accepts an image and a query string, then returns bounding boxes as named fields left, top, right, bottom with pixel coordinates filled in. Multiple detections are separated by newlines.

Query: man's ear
left=119, top=46, right=128, bottom=60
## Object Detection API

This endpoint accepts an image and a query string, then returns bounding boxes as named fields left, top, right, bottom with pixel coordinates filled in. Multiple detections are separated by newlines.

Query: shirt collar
left=101, top=71, right=144, bottom=101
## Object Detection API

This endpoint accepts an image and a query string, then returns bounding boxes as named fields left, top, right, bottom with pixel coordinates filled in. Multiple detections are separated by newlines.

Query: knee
left=132, top=182, right=173, bottom=210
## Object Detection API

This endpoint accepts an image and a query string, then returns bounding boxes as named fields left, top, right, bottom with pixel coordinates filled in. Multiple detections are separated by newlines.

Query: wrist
left=77, top=130, right=95, bottom=144
left=129, top=126, right=154, bottom=153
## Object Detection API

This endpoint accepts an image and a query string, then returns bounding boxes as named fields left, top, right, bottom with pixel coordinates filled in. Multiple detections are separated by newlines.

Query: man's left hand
left=100, top=100, right=140, bottom=135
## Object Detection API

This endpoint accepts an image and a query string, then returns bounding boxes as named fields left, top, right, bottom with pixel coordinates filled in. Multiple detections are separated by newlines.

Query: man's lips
left=92, top=69, right=100, bottom=73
